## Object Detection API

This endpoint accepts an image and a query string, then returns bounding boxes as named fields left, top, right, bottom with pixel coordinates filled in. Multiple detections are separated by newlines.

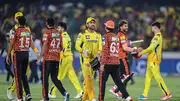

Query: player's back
left=62, top=32, right=73, bottom=56
left=101, top=33, right=120, bottom=65
left=9, top=24, right=31, bottom=55
left=43, top=28, right=62, bottom=61
left=148, top=32, right=162, bottom=64
left=13, top=27, right=31, bottom=52
left=10, top=24, right=30, bottom=36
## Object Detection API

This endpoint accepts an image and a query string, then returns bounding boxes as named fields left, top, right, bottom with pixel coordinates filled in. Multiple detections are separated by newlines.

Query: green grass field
left=0, top=74, right=179, bottom=101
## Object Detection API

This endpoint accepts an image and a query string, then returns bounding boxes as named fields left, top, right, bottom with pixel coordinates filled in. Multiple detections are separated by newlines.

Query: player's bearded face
left=87, top=21, right=96, bottom=30
left=122, top=24, right=128, bottom=32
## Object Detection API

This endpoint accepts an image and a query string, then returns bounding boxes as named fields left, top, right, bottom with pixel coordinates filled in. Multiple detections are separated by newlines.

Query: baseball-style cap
left=14, top=12, right=23, bottom=19
left=104, top=20, right=115, bottom=29
left=86, top=17, right=96, bottom=24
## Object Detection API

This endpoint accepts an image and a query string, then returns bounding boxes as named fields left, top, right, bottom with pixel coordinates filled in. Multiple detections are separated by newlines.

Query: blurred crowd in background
left=0, top=2, right=180, bottom=52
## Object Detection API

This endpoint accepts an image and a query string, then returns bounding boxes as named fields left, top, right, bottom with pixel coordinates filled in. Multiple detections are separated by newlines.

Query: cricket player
left=75, top=17, right=102, bottom=101
left=75, top=32, right=85, bottom=83
left=4, top=33, right=14, bottom=83
left=6, top=12, right=31, bottom=100
left=75, top=34, right=85, bottom=78
left=99, top=20, right=133, bottom=101
left=6, top=16, right=38, bottom=101
left=109, top=20, right=138, bottom=97
left=37, top=17, right=69, bottom=101
left=138, top=21, right=172, bottom=100
left=49, top=22, right=83, bottom=99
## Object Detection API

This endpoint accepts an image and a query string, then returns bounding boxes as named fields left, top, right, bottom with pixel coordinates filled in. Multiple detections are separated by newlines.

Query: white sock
left=126, top=96, right=132, bottom=101
left=92, top=98, right=97, bottom=101
left=17, top=99, right=23, bottom=101
left=113, top=85, right=117, bottom=89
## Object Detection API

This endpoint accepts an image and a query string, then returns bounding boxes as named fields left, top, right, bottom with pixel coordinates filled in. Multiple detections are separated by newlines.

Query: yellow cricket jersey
left=141, top=32, right=162, bottom=64
left=61, top=32, right=73, bottom=57
left=9, top=24, right=31, bottom=55
left=75, top=30, right=102, bottom=60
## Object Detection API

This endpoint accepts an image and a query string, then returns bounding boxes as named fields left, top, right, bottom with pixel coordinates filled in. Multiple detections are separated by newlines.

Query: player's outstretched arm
left=122, top=43, right=137, bottom=52
left=140, top=36, right=160, bottom=55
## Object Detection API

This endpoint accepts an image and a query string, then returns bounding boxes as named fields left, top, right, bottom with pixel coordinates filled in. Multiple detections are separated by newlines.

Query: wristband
left=33, top=48, right=39, bottom=53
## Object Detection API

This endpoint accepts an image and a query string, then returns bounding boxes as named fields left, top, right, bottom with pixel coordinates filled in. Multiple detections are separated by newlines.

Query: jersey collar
left=48, top=27, right=55, bottom=29
left=119, top=31, right=126, bottom=34
left=85, top=30, right=96, bottom=34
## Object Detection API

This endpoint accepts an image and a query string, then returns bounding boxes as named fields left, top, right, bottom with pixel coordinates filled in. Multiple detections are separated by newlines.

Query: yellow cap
left=14, top=12, right=23, bottom=19
left=86, top=17, right=96, bottom=24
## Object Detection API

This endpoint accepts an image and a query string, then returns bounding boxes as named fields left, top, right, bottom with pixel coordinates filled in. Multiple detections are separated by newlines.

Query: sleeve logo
left=120, top=36, right=125, bottom=40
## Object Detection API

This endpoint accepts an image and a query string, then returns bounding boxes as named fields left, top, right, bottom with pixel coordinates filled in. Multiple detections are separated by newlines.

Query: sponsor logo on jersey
left=86, top=35, right=90, bottom=39
left=20, top=32, right=30, bottom=36
left=112, top=37, right=119, bottom=41
left=87, top=40, right=98, bottom=42
left=52, top=33, right=60, bottom=38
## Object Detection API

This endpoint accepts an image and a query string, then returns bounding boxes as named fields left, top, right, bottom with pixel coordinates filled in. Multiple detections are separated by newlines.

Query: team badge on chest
left=86, top=35, right=90, bottom=39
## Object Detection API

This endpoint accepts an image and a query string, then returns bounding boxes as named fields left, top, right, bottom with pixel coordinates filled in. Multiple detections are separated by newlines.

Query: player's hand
left=138, top=52, right=143, bottom=57
left=85, top=63, right=91, bottom=67
left=36, top=59, right=41, bottom=65
left=96, top=53, right=100, bottom=61
left=100, top=65, right=104, bottom=72
left=137, top=47, right=143, bottom=53
left=6, top=56, right=10, bottom=65
left=11, top=54, right=13, bottom=63
left=82, top=50, right=89, bottom=57
left=35, top=53, right=40, bottom=59
left=132, top=47, right=138, bottom=52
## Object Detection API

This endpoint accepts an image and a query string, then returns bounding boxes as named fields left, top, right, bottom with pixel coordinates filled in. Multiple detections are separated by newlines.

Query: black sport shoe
left=64, top=92, right=70, bottom=101
left=25, top=94, right=32, bottom=101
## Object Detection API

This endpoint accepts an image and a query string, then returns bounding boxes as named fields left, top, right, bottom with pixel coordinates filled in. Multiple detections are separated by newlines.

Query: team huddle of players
left=5, top=12, right=172, bottom=101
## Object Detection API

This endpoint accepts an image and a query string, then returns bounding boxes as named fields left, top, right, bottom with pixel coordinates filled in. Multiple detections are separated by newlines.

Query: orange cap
left=104, top=20, right=115, bottom=29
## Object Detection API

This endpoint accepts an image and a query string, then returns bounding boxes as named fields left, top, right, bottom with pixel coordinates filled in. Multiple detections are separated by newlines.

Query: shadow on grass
left=137, top=97, right=180, bottom=101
